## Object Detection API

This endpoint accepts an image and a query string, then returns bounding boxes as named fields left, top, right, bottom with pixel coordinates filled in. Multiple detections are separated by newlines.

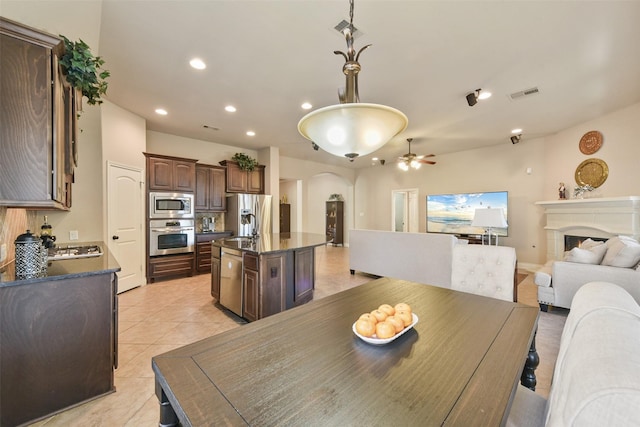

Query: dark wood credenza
left=0, top=255, right=120, bottom=427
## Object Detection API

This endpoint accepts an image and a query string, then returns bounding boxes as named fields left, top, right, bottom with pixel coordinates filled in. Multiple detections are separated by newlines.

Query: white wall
left=36, top=105, right=104, bottom=244
left=354, top=136, right=547, bottom=265
left=543, top=102, right=640, bottom=200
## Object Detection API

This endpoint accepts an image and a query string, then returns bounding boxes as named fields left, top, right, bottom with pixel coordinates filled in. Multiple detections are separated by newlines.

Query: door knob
left=112, top=235, right=119, bottom=240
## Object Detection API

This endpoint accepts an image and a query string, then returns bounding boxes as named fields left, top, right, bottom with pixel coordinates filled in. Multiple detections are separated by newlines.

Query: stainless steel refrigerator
left=225, top=194, right=272, bottom=237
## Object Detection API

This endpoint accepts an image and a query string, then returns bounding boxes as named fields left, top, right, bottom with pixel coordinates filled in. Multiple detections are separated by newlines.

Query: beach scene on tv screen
left=427, top=192, right=508, bottom=236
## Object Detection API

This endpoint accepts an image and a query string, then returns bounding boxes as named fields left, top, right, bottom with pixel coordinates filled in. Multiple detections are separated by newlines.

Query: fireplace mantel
left=535, top=196, right=640, bottom=260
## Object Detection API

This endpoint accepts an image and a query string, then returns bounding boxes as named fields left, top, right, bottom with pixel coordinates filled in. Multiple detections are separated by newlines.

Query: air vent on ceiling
left=509, top=87, right=540, bottom=100
left=334, top=20, right=362, bottom=39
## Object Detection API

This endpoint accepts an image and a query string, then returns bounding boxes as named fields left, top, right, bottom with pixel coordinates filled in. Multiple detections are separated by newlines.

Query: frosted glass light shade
left=298, top=103, right=408, bottom=159
left=471, top=208, right=508, bottom=228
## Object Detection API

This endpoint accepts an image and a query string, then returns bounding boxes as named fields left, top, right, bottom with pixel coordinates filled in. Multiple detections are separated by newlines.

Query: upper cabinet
left=195, top=164, right=226, bottom=212
left=219, top=160, right=265, bottom=194
left=144, top=153, right=197, bottom=192
left=0, top=17, right=77, bottom=209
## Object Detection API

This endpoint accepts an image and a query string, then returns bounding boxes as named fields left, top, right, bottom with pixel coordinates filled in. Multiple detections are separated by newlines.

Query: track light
left=466, top=88, right=491, bottom=107
left=511, top=134, right=522, bottom=144
left=312, top=142, right=319, bottom=151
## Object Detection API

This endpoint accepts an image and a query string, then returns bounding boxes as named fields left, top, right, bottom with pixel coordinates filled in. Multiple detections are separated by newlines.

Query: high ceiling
left=95, top=1, right=640, bottom=169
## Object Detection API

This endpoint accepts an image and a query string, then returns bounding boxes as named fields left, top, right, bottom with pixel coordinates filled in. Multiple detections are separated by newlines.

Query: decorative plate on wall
left=579, top=130, right=603, bottom=155
left=575, top=158, right=609, bottom=188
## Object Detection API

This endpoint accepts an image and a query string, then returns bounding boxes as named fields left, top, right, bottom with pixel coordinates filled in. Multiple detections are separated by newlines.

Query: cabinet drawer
left=244, top=253, right=259, bottom=271
left=149, top=254, right=194, bottom=278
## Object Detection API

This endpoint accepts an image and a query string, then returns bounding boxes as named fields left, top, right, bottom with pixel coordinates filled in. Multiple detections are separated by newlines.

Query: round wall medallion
left=579, top=130, right=603, bottom=155
left=575, top=158, right=608, bottom=188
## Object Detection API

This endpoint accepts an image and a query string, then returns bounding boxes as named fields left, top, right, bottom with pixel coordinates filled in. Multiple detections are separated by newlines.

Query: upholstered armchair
left=451, top=245, right=518, bottom=302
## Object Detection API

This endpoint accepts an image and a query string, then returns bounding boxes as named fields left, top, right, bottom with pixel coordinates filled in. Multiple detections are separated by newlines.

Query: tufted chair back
left=451, top=245, right=517, bottom=302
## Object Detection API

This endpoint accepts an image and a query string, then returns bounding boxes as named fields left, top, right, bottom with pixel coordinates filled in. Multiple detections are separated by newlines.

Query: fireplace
left=564, top=234, right=608, bottom=251
left=536, top=196, right=640, bottom=261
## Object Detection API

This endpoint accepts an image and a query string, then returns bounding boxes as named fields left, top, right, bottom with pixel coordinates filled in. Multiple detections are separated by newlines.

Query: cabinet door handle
left=112, top=235, right=119, bottom=240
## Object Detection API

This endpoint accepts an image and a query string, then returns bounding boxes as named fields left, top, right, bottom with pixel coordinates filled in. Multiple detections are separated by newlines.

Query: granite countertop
left=213, top=232, right=330, bottom=254
left=0, top=241, right=121, bottom=287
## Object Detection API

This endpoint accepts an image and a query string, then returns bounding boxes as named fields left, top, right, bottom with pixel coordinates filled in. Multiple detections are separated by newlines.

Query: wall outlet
left=0, top=244, right=6, bottom=262
left=69, top=230, right=79, bottom=241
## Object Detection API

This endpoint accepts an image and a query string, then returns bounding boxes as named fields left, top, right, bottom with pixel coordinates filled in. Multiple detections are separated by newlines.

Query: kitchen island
left=211, top=232, right=329, bottom=321
left=0, top=243, right=120, bottom=426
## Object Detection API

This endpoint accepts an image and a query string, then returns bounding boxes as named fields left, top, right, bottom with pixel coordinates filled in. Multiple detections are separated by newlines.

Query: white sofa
left=534, top=236, right=640, bottom=310
left=507, top=281, right=640, bottom=426
left=349, top=229, right=460, bottom=288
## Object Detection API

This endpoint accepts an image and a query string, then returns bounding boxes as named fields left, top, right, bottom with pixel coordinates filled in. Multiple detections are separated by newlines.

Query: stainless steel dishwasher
left=220, top=247, right=243, bottom=317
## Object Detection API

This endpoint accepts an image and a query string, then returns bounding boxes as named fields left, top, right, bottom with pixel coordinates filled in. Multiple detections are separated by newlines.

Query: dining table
left=152, top=277, right=539, bottom=426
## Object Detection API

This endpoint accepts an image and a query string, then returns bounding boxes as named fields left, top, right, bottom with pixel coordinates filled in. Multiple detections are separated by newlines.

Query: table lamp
left=471, top=208, right=508, bottom=245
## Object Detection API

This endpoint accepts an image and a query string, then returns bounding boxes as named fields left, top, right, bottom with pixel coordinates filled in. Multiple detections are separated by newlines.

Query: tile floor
left=31, top=245, right=566, bottom=426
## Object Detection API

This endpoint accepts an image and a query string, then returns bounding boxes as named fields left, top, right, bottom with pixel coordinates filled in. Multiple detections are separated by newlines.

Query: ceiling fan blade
left=419, top=160, right=436, bottom=165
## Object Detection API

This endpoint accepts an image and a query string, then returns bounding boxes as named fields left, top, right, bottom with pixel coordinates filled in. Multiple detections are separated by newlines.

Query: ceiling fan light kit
left=398, top=138, right=436, bottom=171
left=297, top=0, right=408, bottom=162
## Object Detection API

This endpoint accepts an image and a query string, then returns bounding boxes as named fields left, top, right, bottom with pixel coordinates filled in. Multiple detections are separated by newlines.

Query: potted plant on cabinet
left=59, top=36, right=110, bottom=107
left=232, top=153, right=258, bottom=171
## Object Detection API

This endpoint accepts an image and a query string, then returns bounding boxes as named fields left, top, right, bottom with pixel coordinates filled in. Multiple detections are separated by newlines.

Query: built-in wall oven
left=149, top=192, right=194, bottom=219
left=149, top=219, right=195, bottom=256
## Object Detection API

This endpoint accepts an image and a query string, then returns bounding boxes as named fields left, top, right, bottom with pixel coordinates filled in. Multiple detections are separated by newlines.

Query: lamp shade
left=298, top=103, right=408, bottom=159
left=471, top=208, right=508, bottom=228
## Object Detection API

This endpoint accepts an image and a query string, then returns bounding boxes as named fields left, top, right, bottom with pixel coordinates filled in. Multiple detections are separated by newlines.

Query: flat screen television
left=426, top=191, right=508, bottom=236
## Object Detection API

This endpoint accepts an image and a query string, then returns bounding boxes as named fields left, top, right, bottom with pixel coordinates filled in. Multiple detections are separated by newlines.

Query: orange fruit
left=359, top=313, right=378, bottom=324
left=355, top=319, right=376, bottom=337
left=386, top=315, right=405, bottom=333
left=375, top=321, right=396, bottom=339
left=370, top=309, right=388, bottom=322
left=378, top=304, right=395, bottom=317
left=394, top=303, right=412, bottom=314
left=395, top=310, right=413, bottom=327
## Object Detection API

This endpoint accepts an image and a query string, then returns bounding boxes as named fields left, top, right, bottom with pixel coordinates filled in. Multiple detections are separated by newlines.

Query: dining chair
left=450, top=244, right=518, bottom=302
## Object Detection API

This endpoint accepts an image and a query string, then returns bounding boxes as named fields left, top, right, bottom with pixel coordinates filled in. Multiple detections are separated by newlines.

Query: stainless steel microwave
left=149, top=192, right=194, bottom=219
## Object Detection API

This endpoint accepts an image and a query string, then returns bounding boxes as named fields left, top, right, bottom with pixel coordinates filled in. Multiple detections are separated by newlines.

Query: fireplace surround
left=535, top=196, right=640, bottom=261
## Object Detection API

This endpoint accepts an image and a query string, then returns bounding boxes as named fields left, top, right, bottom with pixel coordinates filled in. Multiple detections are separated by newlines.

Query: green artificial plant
left=232, top=153, right=258, bottom=171
left=59, top=36, right=110, bottom=106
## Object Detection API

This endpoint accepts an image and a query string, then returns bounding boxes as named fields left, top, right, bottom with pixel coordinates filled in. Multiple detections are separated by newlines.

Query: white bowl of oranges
left=352, top=303, right=418, bottom=345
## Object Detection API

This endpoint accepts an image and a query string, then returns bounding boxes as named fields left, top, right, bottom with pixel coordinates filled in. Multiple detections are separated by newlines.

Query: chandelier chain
left=349, top=0, right=354, bottom=29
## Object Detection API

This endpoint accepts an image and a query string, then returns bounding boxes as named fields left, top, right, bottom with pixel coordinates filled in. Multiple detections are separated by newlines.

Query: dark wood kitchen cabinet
left=211, top=245, right=221, bottom=300
left=280, top=203, right=291, bottom=232
left=144, top=153, right=197, bottom=193
left=0, top=272, right=118, bottom=426
left=0, top=17, right=77, bottom=209
left=219, top=160, right=265, bottom=194
left=326, top=201, right=344, bottom=245
left=196, top=232, right=232, bottom=274
left=243, top=253, right=260, bottom=322
left=148, top=253, right=194, bottom=283
left=195, top=164, right=226, bottom=212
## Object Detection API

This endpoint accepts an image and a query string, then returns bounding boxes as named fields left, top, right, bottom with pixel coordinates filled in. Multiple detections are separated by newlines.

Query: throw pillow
left=601, top=237, right=640, bottom=268
left=581, top=238, right=603, bottom=249
left=563, top=243, right=608, bottom=264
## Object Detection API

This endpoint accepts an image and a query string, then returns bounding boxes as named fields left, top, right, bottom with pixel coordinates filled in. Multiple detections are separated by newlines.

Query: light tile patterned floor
left=30, top=245, right=565, bottom=426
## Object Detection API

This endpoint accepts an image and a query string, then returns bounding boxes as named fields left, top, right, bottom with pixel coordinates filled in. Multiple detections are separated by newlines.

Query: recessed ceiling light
left=225, top=105, right=237, bottom=113
left=511, top=128, right=523, bottom=134
left=189, top=58, right=206, bottom=70
left=372, top=157, right=379, bottom=161
left=301, top=102, right=312, bottom=110
left=246, top=131, right=256, bottom=136
left=155, top=108, right=168, bottom=115
left=478, top=91, right=492, bottom=100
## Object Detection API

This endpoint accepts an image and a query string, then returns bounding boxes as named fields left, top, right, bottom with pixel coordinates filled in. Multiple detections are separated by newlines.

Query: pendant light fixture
left=298, top=0, right=408, bottom=162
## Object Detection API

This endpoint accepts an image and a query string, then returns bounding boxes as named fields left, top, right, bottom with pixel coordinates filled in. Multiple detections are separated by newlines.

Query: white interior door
left=392, top=189, right=419, bottom=232
left=107, top=162, right=144, bottom=293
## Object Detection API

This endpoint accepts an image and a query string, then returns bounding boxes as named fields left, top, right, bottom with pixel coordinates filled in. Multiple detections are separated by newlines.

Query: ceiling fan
left=397, top=138, right=436, bottom=170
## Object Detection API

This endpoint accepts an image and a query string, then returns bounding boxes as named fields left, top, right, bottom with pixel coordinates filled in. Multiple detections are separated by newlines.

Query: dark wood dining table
left=152, top=277, right=539, bottom=426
